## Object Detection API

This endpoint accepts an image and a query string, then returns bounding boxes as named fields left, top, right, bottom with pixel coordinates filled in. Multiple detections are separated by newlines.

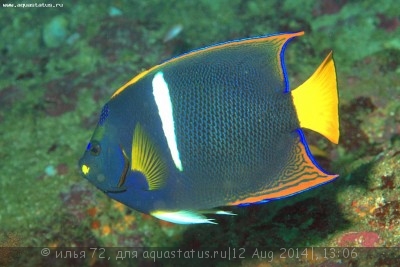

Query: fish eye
left=89, top=141, right=101, bottom=156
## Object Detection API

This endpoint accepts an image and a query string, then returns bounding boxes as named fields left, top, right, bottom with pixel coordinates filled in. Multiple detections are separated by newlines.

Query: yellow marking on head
left=111, top=32, right=305, bottom=98
left=82, top=164, right=90, bottom=175
left=292, top=51, right=339, bottom=144
left=131, top=123, right=167, bottom=190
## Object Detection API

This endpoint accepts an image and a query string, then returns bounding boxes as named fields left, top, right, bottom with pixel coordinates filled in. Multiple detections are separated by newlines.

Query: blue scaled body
left=79, top=32, right=339, bottom=224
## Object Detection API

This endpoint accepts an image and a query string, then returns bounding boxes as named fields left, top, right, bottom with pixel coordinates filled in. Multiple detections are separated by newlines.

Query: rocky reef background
left=0, top=0, right=399, bottom=266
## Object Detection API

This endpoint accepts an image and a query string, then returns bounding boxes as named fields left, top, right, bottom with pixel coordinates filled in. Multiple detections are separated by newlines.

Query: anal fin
left=229, top=131, right=338, bottom=206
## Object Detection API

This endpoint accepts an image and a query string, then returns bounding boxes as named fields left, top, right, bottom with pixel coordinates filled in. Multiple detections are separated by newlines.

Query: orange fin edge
left=111, top=32, right=305, bottom=98
left=228, top=130, right=338, bottom=206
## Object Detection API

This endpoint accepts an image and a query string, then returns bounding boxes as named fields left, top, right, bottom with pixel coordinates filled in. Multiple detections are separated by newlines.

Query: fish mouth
left=105, top=145, right=130, bottom=193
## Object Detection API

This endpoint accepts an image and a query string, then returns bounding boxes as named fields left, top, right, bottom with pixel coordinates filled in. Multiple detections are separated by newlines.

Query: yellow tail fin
left=291, top=52, right=339, bottom=144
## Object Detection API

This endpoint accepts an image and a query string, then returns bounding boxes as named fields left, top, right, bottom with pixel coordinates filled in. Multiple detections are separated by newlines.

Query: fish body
left=79, top=32, right=339, bottom=224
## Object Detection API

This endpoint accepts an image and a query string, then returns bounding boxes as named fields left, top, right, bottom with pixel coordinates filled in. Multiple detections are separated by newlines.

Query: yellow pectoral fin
left=291, top=52, right=339, bottom=144
left=131, top=123, right=167, bottom=190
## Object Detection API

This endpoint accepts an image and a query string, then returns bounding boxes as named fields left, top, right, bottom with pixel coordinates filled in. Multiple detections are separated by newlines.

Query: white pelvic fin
left=151, top=209, right=236, bottom=224
left=214, top=210, right=236, bottom=216
left=151, top=210, right=216, bottom=224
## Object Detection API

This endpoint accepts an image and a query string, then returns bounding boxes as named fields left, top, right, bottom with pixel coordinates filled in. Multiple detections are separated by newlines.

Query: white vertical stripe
left=152, top=72, right=183, bottom=171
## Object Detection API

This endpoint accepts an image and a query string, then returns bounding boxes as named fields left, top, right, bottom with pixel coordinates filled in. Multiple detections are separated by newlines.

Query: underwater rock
left=59, top=184, right=95, bottom=222
left=338, top=231, right=380, bottom=247
left=108, top=6, right=122, bottom=17
left=44, top=165, right=57, bottom=176
left=44, top=72, right=79, bottom=116
left=43, top=15, right=69, bottom=48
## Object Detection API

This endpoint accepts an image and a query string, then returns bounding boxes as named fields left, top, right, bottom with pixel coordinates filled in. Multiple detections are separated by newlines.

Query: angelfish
left=79, top=31, right=339, bottom=224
